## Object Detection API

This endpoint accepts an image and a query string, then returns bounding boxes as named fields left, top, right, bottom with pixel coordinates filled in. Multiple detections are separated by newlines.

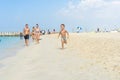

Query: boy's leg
left=64, top=40, right=67, bottom=44
left=62, top=41, right=64, bottom=49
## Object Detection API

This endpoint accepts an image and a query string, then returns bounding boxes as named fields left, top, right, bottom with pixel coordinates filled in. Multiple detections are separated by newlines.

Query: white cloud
left=58, top=0, right=120, bottom=20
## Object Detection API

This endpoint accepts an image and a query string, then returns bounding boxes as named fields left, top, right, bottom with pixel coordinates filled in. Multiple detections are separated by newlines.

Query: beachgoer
left=41, top=30, right=46, bottom=35
left=32, top=27, right=35, bottom=41
left=35, top=24, right=40, bottom=44
left=58, top=24, right=69, bottom=49
left=97, top=28, right=100, bottom=32
left=47, top=29, right=51, bottom=34
left=53, top=29, right=56, bottom=34
left=23, top=24, right=30, bottom=46
left=20, top=32, right=23, bottom=40
left=76, top=27, right=80, bottom=33
left=43, top=30, right=46, bottom=35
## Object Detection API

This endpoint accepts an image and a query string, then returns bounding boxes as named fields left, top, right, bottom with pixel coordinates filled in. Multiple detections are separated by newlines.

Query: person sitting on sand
left=32, top=27, right=35, bottom=41
left=23, top=24, right=30, bottom=46
left=58, top=24, right=69, bottom=49
left=35, top=24, right=41, bottom=44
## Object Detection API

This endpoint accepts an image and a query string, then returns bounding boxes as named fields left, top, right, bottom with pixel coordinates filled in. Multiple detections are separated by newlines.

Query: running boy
left=58, top=24, right=69, bottom=49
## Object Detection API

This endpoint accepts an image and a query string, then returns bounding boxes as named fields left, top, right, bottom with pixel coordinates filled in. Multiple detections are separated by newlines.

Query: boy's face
left=61, top=25, right=65, bottom=30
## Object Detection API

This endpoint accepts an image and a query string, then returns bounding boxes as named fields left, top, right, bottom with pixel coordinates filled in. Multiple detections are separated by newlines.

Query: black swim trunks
left=24, top=35, right=29, bottom=40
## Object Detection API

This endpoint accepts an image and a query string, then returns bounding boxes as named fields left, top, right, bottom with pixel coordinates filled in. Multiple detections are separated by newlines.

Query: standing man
left=23, top=24, right=30, bottom=46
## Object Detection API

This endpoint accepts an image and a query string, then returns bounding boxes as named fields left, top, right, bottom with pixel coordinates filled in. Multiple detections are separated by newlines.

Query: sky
left=0, top=0, right=120, bottom=32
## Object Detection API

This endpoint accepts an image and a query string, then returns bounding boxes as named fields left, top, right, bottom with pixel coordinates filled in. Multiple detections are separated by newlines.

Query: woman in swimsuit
left=35, top=24, right=41, bottom=44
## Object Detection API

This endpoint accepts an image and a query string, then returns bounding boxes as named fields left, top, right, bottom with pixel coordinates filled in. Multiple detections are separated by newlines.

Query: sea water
left=0, top=36, right=23, bottom=60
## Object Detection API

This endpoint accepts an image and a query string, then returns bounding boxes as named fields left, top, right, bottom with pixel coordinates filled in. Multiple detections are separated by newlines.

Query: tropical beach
left=0, top=32, right=120, bottom=80
left=0, top=0, right=120, bottom=80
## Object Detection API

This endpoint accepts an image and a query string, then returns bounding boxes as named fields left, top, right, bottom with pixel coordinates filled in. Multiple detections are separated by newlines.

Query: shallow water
left=0, top=36, right=23, bottom=60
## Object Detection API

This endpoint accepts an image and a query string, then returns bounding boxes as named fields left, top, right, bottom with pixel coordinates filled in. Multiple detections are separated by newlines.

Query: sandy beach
left=0, top=33, right=120, bottom=80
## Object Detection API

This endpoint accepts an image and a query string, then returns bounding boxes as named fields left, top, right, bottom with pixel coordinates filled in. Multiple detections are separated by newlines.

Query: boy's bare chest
left=61, top=30, right=66, bottom=33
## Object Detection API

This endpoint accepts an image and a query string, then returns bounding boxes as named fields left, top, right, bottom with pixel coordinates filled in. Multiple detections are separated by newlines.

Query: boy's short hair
left=25, top=24, right=28, bottom=26
left=61, top=24, right=65, bottom=27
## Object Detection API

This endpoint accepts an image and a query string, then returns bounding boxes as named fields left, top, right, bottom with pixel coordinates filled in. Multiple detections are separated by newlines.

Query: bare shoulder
left=65, top=30, right=68, bottom=32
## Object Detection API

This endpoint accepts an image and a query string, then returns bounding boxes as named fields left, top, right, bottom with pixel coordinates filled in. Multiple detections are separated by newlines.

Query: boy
left=58, top=24, right=69, bottom=49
